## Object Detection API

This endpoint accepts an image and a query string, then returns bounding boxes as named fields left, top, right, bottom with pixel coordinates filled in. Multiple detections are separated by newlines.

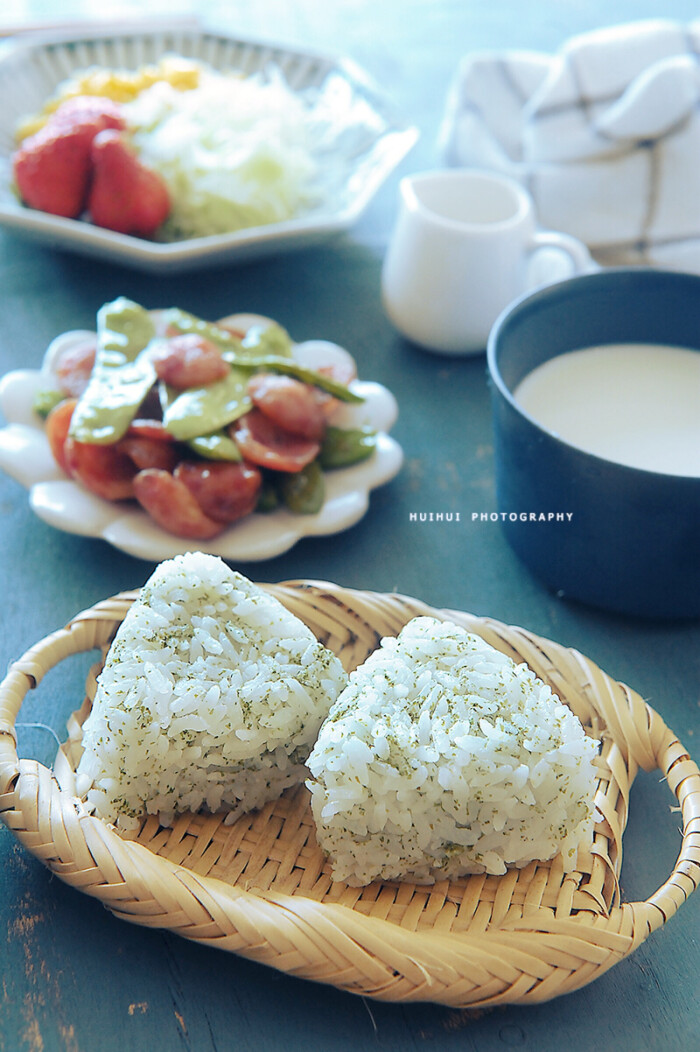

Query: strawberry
left=88, top=129, right=170, bottom=238
left=12, top=96, right=126, bottom=219
left=13, top=124, right=94, bottom=217
left=49, top=95, right=125, bottom=133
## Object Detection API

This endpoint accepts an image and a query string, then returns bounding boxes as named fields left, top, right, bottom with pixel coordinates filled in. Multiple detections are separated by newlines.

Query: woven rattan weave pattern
left=0, top=581, right=698, bottom=1006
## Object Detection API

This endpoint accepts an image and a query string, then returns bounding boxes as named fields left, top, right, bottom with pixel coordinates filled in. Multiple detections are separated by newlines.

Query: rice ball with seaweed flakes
left=77, top=553, right=347, bottom=830
left=307, top=617, right=599, bottom=885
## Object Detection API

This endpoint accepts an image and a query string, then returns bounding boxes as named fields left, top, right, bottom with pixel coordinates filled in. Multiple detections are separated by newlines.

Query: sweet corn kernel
left=15, top=57, right=202, bottom=141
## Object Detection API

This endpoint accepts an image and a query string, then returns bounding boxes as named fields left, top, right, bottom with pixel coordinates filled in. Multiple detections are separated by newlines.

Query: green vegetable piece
left=239, top=323, right=294, bottom=359
left=164, top=309, right=293, bottom=360
left=159, top=367, right=252, bottom=442
left=162, top=308, right=240, bottom=350
left=279, top=460, right=325, bottom=514
left=186, top=430, right=242, bottom=462
left=319, top=426, right=377, bottom=469
left=98, top=297, right=158, bottom=362
left=159, top=311, right=300, bottom=441
left=68, top=298, right=157, bottom=445
left=256, top=478, right=280, bottom=513
left=234, top=355, right=364, bottom=404
left=165, top=307, right=361, bottom=404
left=33, top=389, right=65, bottom=418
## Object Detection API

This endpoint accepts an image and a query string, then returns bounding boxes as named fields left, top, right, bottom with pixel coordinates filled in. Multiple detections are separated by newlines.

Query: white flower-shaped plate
left=0, top=23, right=417, bottom=271
left=0, top=320, right=403, bottom=562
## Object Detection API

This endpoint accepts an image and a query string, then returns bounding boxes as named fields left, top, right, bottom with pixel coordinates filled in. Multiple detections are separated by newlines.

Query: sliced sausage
left=152, top=334, right=229, bottom=389
left=133, top=469, right=224, bottom=538
left=174, top=460, right=262, bottom=523
left=247, top=374, right=326, bottom=441
left=231, top=410, right=320, bottom=473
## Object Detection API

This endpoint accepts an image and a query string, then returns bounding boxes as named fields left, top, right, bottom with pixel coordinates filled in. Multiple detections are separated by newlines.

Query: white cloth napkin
left=441, top=19, right=700, bottom=271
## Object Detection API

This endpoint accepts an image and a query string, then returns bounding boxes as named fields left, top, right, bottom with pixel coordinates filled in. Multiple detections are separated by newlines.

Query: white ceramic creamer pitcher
left=381, top=169, right=594, bottom=355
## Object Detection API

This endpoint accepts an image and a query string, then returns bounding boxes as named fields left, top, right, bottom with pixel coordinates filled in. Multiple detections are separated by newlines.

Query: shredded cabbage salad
left=124, top=69, right=322, bottom=240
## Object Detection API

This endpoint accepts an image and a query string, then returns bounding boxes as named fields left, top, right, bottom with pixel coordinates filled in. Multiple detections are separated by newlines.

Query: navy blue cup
left=487, top=268, right=700, bottom=619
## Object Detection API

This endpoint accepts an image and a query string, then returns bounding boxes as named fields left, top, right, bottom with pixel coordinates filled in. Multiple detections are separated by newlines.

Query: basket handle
left=625, top=723, right=700, bottom=931
left=0, top=596, right=133, bottom=794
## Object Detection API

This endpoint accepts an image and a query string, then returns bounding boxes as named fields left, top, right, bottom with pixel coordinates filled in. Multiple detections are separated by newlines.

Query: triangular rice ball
left=77, top=553, right=347, bottom=830
left=307, top=617, right=599, bottom=885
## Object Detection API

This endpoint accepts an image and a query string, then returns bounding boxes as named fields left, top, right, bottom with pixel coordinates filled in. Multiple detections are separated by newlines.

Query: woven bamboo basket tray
left=0, top=580, right=698, bottom=1008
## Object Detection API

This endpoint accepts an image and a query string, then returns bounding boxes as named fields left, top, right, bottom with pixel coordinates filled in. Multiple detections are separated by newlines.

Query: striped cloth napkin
left=441, top=19, right=700, bottom=271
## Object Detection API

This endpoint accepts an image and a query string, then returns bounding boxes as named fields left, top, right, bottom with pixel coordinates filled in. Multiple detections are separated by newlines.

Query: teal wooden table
left=0, top=2, right=698, bottom=1050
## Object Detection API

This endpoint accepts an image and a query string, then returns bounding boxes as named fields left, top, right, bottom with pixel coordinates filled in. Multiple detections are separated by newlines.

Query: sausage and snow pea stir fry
left=37, top=298, right=377, bottom=539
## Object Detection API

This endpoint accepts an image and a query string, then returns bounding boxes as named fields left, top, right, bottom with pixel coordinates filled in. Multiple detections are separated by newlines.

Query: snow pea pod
left=278, top=460, right=325, bottom=514
left=167, top=308, right=362, bottom=403
left=161, top=349, right=362, bottom=443
left=160, top=313, right=310, bottom=439
left=186, top=430, right=242, bottom=462
left=319, top=425, right=378, bottom=468
left=230, top=355, right=365, bottom=404
left=159, top=366, right=252, bottom=442
left=34, top=388, right=65, bottom=418
left=256, top=478, right=280, bottom=513
left=68, top=298, right=157, bottom=444
left=164, top=309, right=294, bottom=360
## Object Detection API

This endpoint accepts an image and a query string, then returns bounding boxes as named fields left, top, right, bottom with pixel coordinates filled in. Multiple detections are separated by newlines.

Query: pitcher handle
left=530, top=229, right=597, bottom=277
